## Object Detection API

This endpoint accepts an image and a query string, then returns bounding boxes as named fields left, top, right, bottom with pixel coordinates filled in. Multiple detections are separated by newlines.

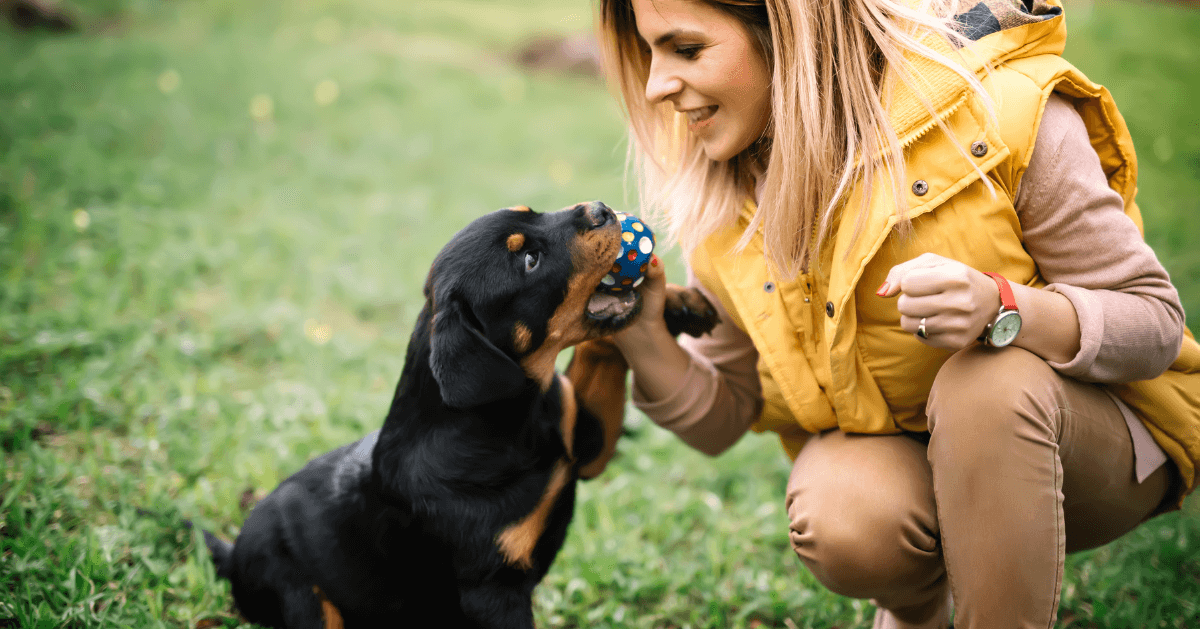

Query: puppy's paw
left=663, top=285, right=720, bottom=338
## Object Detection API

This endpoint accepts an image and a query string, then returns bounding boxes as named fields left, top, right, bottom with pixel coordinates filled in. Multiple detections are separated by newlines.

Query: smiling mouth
left=686, top=106, right=718, bottom=125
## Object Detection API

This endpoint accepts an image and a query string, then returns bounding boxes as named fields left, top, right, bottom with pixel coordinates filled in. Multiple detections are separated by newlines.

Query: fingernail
left=651, top=255, right=659, bottom=267
left=876, top=282, right=890, bottom=296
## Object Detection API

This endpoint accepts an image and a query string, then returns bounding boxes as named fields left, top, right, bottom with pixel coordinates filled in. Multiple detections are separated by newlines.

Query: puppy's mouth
left=585, top=290, right=643, bottom=332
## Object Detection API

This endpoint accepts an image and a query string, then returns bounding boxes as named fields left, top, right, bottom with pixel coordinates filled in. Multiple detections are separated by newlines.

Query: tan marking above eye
left=505, top=205, right=531, bottom=212
left=507, top=233, right=526, bottom=252
left=513, top=322, right=532, bottom=353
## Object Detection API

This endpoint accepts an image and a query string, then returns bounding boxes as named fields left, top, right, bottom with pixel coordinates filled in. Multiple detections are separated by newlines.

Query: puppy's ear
left=429, top=299, right=528, bottom=408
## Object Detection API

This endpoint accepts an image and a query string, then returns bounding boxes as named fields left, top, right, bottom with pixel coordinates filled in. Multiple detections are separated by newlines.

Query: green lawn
left=2, top=0, right=1198, bottom=627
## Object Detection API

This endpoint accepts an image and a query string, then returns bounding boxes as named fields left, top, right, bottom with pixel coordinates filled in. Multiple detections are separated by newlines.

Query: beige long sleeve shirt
left=633, top=94, right=1184, bottom=480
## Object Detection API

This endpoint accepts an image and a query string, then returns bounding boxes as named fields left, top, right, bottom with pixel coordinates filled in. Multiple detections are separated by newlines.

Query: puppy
left=204, top=201, right=717, bottom=628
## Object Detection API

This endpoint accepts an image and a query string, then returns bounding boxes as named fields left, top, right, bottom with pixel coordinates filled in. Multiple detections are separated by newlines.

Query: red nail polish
left=876, top=282, right=890, bottom=296
left=651, top=255, right=659, bottom=267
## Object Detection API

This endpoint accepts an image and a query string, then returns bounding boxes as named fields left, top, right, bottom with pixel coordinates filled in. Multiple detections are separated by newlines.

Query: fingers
left=879, top=254, right=983, bottom=299
left=636, top=254, right=667, bottom=312
left=613, top=254, right=668, bottom=344
left=876, top=254, right=999, bottom=350
left=899, top=312, right=977, bottom=349
left=896, top=291, right=958, bottom=319
left=876, top=252, right=954, bottom=298
left=898, top=313, right=949, bottom=338
left=895, top=288, right=995, bottom=349
left=898, top=314, right=927, bottom=340
left=643, top=254, right=665, bottom=286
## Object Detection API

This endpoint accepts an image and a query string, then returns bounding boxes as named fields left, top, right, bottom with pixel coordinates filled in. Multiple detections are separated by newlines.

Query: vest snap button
left=764, top=281, right=776, bottom=293
left=971, top=140, right=988, bottom=157
left=825, top=301, right=835, bottom=317
left=911, top=179, right=929, bottom=196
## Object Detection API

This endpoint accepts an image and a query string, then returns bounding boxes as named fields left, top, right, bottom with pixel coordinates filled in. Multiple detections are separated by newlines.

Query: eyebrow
left=653, top=29, right=704, bottom=47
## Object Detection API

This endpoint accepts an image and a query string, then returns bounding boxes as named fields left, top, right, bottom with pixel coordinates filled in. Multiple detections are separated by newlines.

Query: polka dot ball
left=598, top=212, right=655, bottom=294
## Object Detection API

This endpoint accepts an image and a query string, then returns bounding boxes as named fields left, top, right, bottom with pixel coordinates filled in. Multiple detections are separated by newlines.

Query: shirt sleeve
left=631, top=268, right=763, bottom=455
left=1015, top=93, right=1185, bottom=383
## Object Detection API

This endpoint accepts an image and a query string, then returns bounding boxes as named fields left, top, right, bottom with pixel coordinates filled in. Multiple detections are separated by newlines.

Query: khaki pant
left=785, top=346, right=1174, bottom=629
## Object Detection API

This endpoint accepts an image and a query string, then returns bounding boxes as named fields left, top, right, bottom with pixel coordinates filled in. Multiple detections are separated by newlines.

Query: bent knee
left=788, top=484, right=939, bottom=598
left=927, top=345, right=1060, bottom=440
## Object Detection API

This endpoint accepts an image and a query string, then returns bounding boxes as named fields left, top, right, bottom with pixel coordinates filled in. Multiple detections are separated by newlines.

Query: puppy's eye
left=524, top=251, right=540, bottom=273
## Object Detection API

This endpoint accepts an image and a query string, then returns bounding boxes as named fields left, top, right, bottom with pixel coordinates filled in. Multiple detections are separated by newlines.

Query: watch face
left=989, top=311, right=1022, bottom=347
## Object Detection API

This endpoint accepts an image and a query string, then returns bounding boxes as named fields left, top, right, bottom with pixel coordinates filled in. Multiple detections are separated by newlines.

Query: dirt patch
left=514, top=33, right=601, bottom=78
left=1, top=0, right=76, bottom=32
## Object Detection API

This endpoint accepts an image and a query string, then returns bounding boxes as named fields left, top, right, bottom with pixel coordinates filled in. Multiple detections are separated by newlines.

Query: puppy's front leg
left=569, top=284, right=720, bottom=479
left=567, top=337, right=628, bottom=480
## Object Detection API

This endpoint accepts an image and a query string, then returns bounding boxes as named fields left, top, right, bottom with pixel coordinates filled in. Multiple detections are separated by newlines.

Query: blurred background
left=1, top=0, right=1197, bottom=627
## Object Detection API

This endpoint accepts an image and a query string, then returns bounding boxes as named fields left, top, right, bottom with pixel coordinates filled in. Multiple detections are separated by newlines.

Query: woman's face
left=632, top=0, right=772, bottom=163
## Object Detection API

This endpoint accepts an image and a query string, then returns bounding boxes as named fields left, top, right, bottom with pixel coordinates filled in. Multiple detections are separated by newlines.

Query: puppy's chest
left=392, top=377, right=579, bottom=569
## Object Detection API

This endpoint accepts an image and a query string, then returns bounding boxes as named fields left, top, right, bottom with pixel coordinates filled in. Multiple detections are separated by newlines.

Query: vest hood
left=888, top=0, right=1066, bottom=146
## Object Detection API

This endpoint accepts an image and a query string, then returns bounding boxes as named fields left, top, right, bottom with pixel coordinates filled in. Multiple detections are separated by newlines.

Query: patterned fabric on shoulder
left=954, top=0, right=1062, bottom=43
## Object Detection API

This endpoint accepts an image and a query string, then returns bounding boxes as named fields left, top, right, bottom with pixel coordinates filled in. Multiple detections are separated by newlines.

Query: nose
left=578, top=201, right=614, bottom=228
left=644, top=57, right=682, bottom=104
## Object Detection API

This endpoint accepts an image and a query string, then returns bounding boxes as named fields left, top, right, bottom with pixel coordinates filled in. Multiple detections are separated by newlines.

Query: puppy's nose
left=580, top=201, right=614, bottom=228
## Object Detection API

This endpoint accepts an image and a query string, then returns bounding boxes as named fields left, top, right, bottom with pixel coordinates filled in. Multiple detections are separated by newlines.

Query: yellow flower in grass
left=250, top=94, right=274, bottom=121
left=304, top=319, right=332, bottom=345
left=158, top=69, right=181, bottom=94
left=314, top=80, right=339, bottom=106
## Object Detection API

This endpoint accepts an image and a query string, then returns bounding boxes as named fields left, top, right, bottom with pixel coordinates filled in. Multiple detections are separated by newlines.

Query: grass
left=1, top=0, right=1198, bottom=627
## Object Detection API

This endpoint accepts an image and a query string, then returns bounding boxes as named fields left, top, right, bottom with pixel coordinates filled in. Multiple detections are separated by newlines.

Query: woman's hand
left=611, top=254, right=670, bottom=350
left=608, top=254, right=699, bottom=402
left=876, top=253, right=1000, bottom=351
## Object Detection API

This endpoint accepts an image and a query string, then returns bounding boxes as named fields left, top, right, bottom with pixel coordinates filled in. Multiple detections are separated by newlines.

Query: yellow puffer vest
left=690, top=0, right=1200, bottom=506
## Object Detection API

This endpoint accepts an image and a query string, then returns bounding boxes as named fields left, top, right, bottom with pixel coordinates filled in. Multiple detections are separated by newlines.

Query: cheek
left=718, top=57, right=770, bottom=131
left=746, top=82, right=772, bottom=132
left=739, top=61, right=772, bottom=123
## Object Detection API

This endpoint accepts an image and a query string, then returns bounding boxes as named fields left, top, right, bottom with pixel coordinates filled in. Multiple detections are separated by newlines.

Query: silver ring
left=917, top=317, right=928, bottom=339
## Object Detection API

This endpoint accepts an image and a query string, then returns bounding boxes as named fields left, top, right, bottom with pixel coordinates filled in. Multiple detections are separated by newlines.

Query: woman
left=595, top=0, right=1200, bottom=627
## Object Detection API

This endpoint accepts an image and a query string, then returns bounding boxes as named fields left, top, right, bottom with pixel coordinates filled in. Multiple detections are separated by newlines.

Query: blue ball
left=598, top=212, right=655, bottom=294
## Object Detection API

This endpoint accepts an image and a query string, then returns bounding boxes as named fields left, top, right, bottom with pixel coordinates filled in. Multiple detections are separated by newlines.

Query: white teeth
left=686, top=106, right=716, bottom=123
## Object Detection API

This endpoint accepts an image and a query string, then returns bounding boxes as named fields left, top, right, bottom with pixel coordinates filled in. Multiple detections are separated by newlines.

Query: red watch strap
left=983, top=272, right=1018, bottom=312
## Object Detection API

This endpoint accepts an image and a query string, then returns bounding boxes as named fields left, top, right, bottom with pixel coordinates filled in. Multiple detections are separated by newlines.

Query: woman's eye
left=676, top=45, right=702, bottom=60
left=524, top=251, right=540, bottom=273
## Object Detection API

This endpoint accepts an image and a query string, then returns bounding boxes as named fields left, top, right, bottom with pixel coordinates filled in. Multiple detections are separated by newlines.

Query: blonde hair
left=597, top=0, right=991, bottom=277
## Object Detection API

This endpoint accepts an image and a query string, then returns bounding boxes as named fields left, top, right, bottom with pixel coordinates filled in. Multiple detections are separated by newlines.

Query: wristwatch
left=979, top=272, right=1022, bottom=347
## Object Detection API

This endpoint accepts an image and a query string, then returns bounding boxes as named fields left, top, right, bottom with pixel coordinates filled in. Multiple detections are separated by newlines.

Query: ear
left=429, top=299, right=528, bottom=408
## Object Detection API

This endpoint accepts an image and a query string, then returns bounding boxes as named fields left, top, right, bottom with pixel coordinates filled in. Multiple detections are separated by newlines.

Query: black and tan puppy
left=204, top=201, right=717, bottom=629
